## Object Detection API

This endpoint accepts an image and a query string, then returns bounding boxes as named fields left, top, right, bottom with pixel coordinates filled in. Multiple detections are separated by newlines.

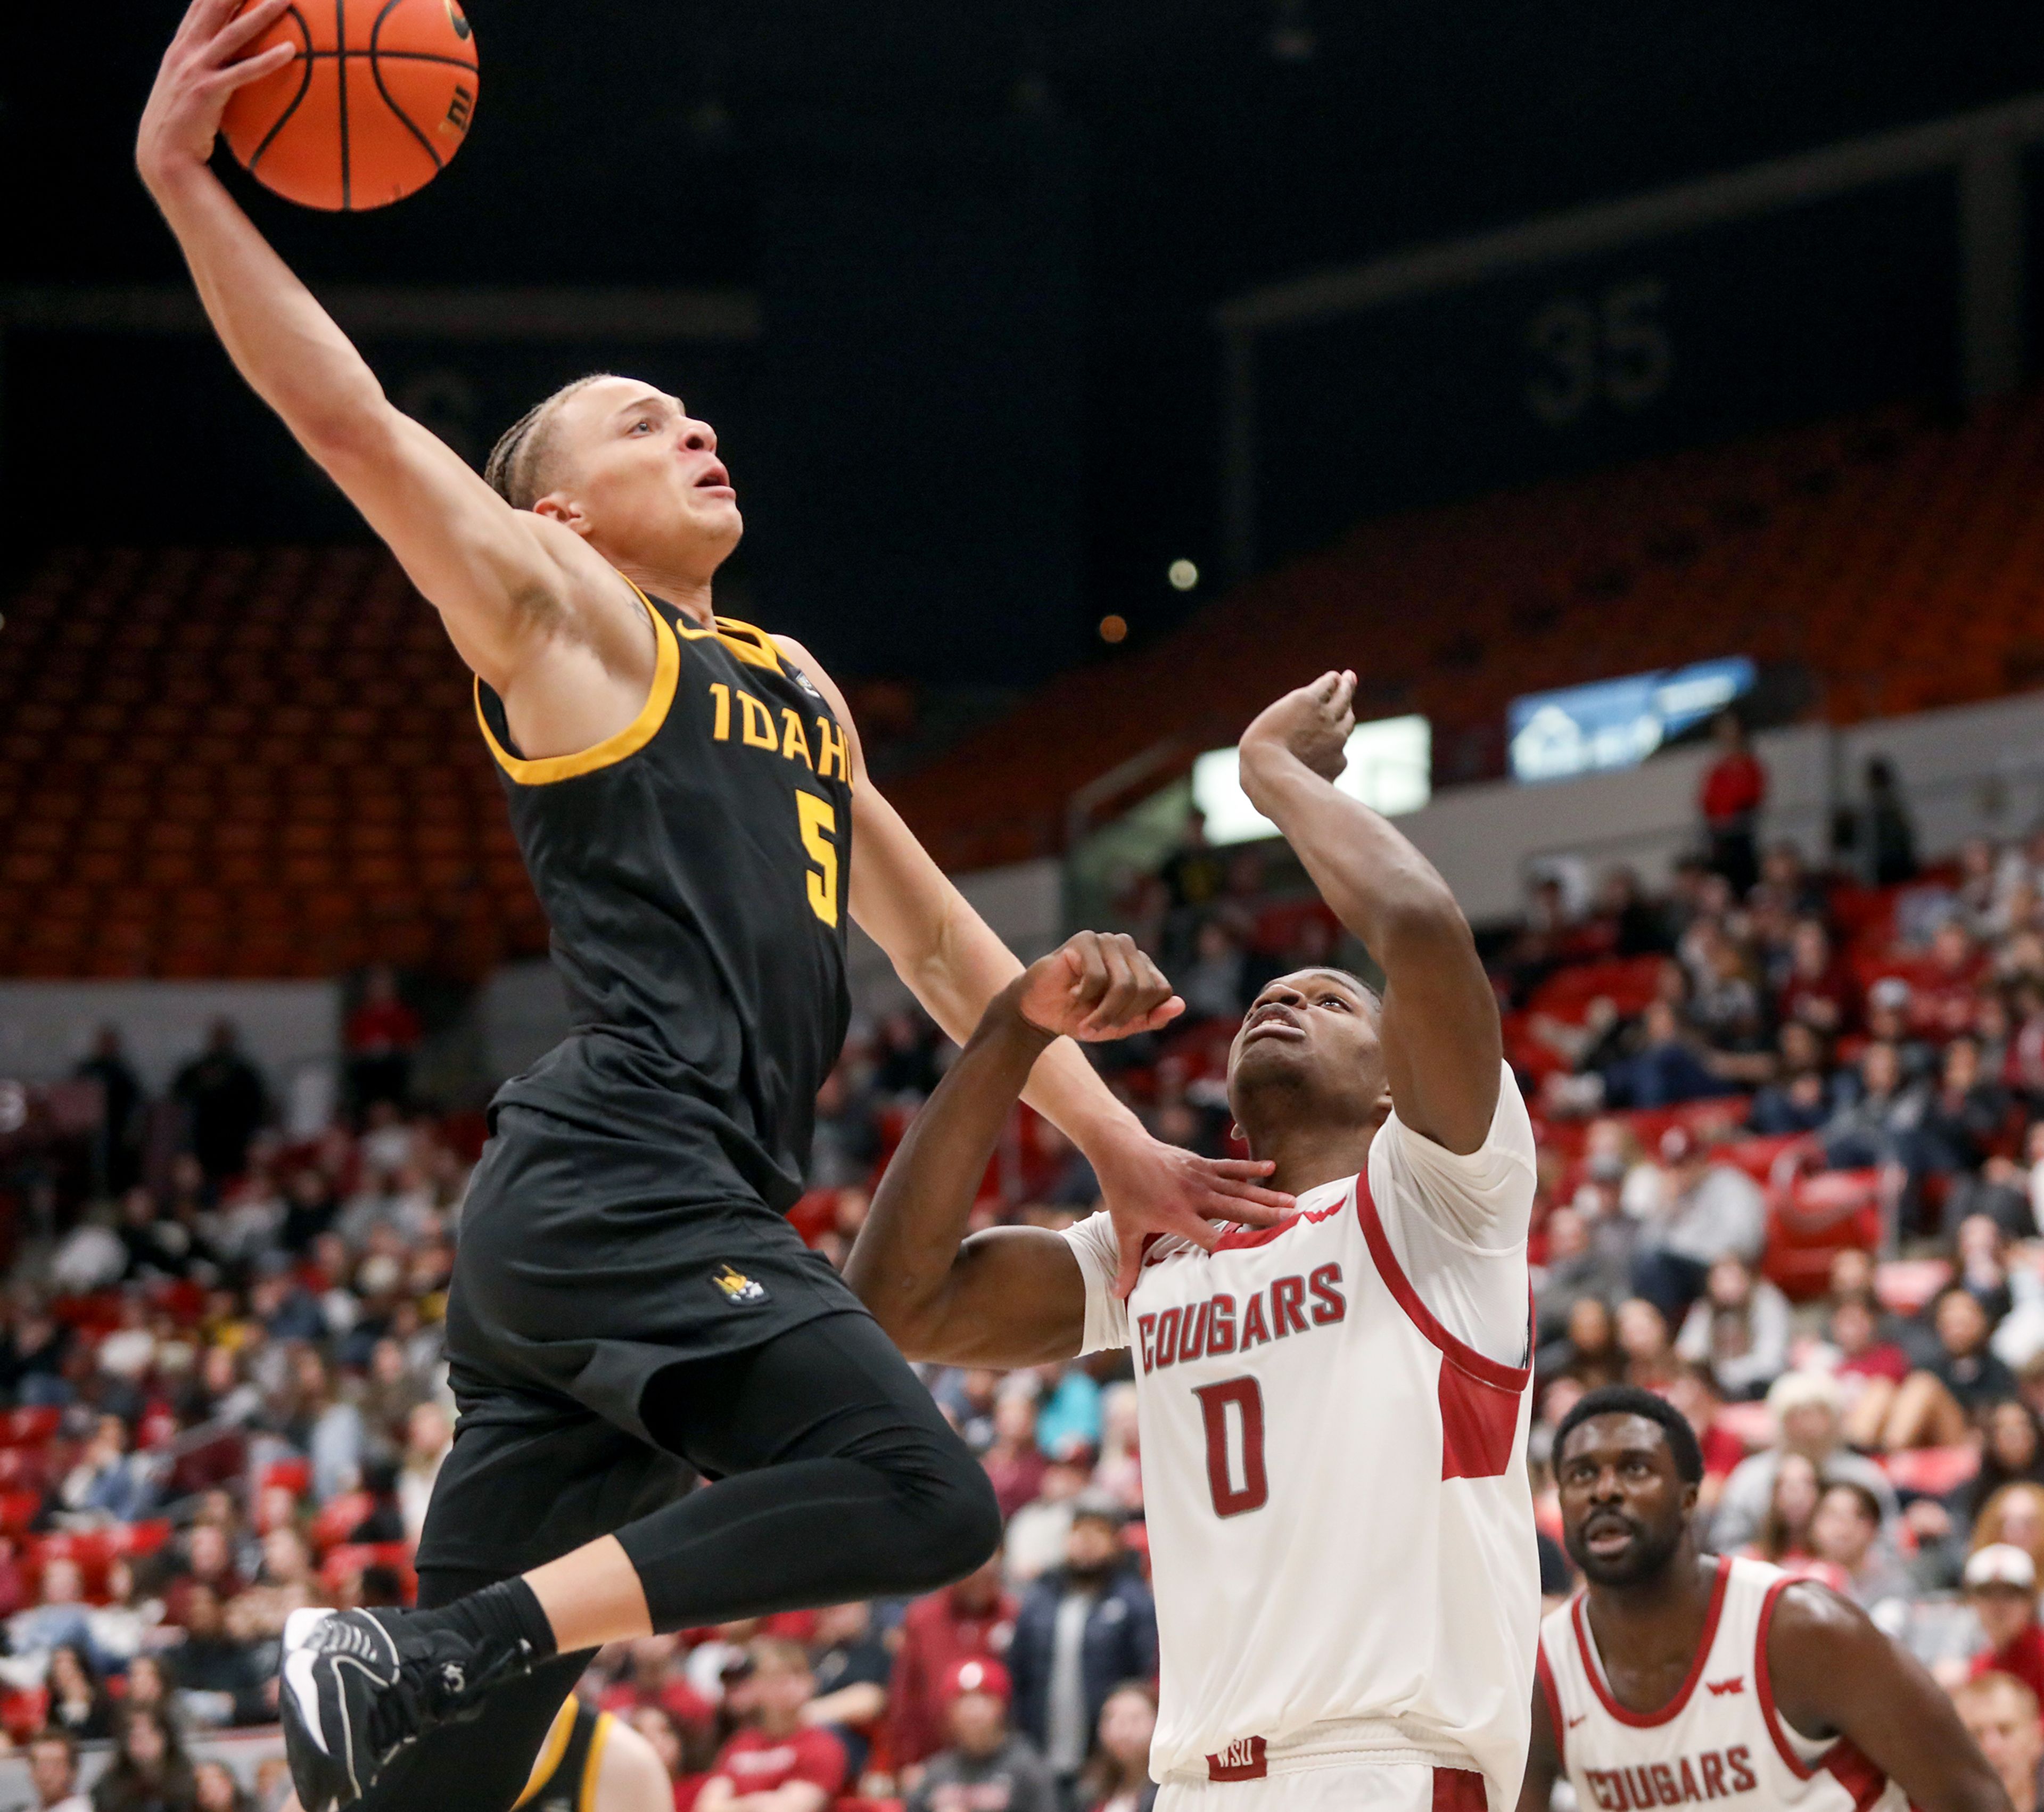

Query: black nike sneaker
left=279, top=1606, right=534, bottom=1811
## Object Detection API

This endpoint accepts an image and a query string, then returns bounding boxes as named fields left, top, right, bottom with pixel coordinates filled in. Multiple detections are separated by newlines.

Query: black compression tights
left=617, top=1308, right=1002, bottom=1631
left=360, top=1314, right=1000, bottom=1812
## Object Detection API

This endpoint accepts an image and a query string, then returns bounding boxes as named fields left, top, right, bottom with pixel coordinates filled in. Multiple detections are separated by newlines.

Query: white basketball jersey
left=1062, top=1091, right=1539, bottom=1812
left=1537, top=1557, right=1906, bottom=1812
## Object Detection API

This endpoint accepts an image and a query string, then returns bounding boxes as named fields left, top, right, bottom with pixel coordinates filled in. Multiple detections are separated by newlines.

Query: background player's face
left=539, top=377, right=743, bottom=578
left=1225, top=969, right=1389, bottom=1142
left=1556, top=1413, right=1695, bottom=1587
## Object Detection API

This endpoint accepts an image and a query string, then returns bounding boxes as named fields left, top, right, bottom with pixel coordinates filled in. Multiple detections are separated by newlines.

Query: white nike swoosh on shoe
left=284, top=1649, right=329, bottom=1755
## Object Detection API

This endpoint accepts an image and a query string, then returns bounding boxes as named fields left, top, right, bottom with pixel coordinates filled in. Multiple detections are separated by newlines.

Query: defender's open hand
left=1240, top=670, right=1357, bottom=792
left=1011, top=931, right=1185, bottom=1042
left=138, top=0, right=296, bottom=184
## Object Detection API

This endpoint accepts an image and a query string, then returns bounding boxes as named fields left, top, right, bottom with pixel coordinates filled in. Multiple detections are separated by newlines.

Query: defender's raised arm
left=1238, top=670, right=1502, bottom=1155
left=135, top=0, right=636, bottom=702
left=845, top=932, right=1186, bottom=1368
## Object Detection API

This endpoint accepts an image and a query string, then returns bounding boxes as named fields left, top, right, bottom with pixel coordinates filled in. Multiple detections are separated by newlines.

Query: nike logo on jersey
left=1705, top=1676, right=1745, bottom=1696
left=1567, top=1714, right=1587, bottom=1728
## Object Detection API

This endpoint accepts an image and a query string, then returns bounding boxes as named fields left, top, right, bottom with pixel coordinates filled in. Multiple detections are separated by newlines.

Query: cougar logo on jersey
left=713, top=1265, right=770, bottom=1304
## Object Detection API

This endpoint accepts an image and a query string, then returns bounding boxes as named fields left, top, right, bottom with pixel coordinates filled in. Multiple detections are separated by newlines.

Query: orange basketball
left=220, top=0, right=479, bottom=211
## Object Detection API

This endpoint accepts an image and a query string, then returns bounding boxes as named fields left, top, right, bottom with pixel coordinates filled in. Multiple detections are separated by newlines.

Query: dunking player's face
left=1557, top=1413, right=1696, bottom=1587
left=1225, top=969, right=1389, bottom=1144
left=538, top=377, right=743, bottom=577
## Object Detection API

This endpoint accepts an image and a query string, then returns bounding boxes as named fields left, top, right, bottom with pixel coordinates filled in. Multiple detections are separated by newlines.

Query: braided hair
left=482, top=373, right=612, bottom=509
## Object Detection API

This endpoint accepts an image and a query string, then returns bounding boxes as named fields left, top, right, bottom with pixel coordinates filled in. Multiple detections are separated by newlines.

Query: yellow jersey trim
left=475, top=586, right=680, bottom=786
left=673, top=613, right=784, bottom=674
left=580, top=1711, right=614, bottom=1812
left=513, top=1698, right=579, bottom=1809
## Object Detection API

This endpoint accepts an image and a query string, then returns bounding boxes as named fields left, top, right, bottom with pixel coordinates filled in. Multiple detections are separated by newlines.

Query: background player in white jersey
left=1519, top=1385, right=2005, bottom=1812
left=849, top=672, right=1541, bottom=1812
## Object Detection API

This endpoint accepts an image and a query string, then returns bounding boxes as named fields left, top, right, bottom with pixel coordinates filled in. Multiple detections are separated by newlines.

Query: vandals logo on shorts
left=712, top=1264, right=770, bottom=1305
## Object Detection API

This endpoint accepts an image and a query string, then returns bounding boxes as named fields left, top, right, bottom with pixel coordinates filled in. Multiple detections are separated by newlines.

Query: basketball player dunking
left=137, top=6, right=1290, bottom=1809
left=1519, top=1386, right=2005, bottom=1812
left=847, top=673, right=1543, bottom=1812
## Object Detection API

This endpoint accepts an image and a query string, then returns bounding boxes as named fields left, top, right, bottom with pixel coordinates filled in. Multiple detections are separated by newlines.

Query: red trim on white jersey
left=1355, top=1174, right=1530, bottom=1391
left=1571, top=1558, right=1733, bottom=1728
left=1754, top=1574, right=1817, bottom=1778
left=1536, top=1642, right=1568, bottom=1772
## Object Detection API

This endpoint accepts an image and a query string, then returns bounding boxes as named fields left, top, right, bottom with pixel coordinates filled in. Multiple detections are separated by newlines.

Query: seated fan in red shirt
left=698, top=1641, right=850, bottom=1812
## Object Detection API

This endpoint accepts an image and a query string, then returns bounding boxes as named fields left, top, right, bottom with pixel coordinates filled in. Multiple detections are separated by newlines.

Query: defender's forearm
left=1239, top=742, right=1469, bottom=973
left=844, top=996, right=1056, bottom=1344
left=144, top=161, right=391, bottom=459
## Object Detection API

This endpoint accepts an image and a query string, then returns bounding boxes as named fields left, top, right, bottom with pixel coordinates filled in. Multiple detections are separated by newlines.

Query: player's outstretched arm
left=1515, top=1678, right=1563, bottom=1812
left=777, top=637, right=1291, bottom=1288
left=135, top=0, right=625, bottom=695
left=845, top=933, right=1180, bottom=1368
left=1768, top=1582, right=2010, bottom=1812
left=1239, top=672, right=1501, bottom=1154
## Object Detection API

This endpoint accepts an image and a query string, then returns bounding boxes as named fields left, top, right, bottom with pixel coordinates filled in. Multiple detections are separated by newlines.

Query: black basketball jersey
left=475, top=587, right=853, bottom=1217
left=515, top=1698, right=608, bottom=1812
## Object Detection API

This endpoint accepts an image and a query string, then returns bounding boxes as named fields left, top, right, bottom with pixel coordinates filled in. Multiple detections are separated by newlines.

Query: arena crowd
left=12, top=801, right=2044, bottom=1810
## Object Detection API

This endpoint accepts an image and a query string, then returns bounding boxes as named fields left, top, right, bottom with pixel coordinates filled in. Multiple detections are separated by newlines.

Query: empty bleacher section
left=892, top=391, right=2044, bottom=871
left=0, top=547, right=544, bottom=982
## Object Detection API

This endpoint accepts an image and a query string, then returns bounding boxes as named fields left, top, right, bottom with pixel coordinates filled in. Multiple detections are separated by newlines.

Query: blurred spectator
left=1158, top=810, right=1226, bottom=925
left=1965, top=1545, right=2044, bottom=1708
left=1952, top=1673, right=2043, bottom=1812
left=1975, top=1487, right=2044, bottom=1585
left=696, top=1640, right=846, bottom=1812
left=26, top=1729, right=90, bottom=1812
left=1711, top=1372, right=1897, bottom=1552
left=905, top=1660, right=1054, bottom=1812
left=1741, top=1451, right=1821, bottom=1567
left=1010, top=1497, right=1157, bottom=1809
left=171, top=1020, right=268, bottom=1186
left=44, top=1644, right=114, bottom=1742
left=191, top=1761, right=252, bottom=1812
left=1079, top=1683, right=1157, bottom=1812
left=343, top=967, right=422, bottom=1116
left=891, top=1557, right=1018, bottom=1769
left=983, top=1395, right=1049, bottom=1521
left=804, top=1602, right=890, bottom=1778
left=1967, top=1404, right=2044, bottom=1534
left=1745, top=1021, right=1836, bottom=1134
left=1535, top=1294, right=1621, bottom=1394
left=1843, top=755, right=1919, bottom=886
left=1601, top=1001, right=1737, bottom=1111
left=171, top=1583, right=273, bottom=1728
left=1005, top=1460, right=1091, bottom=1587
left=1628, top=1130, right=1766, bottom=1324
left=1818, top=1292, right=1913, bottom=1452
left=1883, top=1288, right=2018, bottom=1452
left=90, top=1704, right=197, bottom=1812
left=1674, top=1256, right=1791, bottom=1401
left=57, top=1414, right=159, bottom=1524
left=11, top=1562, right=98, bottom=1675
left=1808, top=1481, right=1915, bottom=1628
left=1699, top=712, right=1766, bottom=899
left=1177, top=921, right=1246, bottom=1024
left=77, top=1027, right=146, bottom=1198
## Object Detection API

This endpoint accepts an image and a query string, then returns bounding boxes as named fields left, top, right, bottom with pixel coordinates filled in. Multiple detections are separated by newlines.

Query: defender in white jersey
left=849, top=674, right=1540, bottom=1812
left=1519, top=1387, right=2005, bottom=1812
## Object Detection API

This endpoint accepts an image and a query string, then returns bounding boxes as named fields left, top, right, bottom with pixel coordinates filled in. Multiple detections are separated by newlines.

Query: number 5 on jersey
left=797, top=793, right=838, bottom=927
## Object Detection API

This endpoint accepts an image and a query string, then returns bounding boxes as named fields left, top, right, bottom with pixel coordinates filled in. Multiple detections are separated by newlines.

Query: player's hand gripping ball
left=220, top=0, right=479, bottom=209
